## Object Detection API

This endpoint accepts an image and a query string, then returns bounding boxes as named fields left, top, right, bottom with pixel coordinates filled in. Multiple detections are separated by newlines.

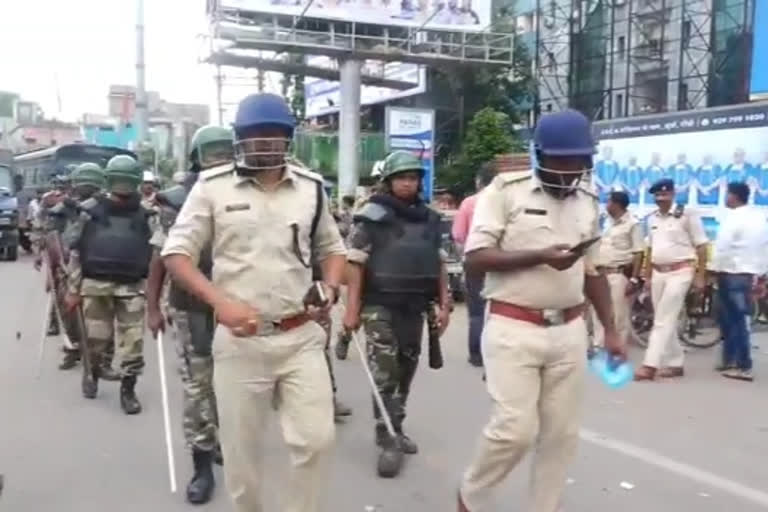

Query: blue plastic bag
left=588, top=349, right=633, bottom=389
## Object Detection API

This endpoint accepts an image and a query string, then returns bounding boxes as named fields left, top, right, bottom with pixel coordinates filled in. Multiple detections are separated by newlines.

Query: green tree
left=441, top=107, right=521, bottom=194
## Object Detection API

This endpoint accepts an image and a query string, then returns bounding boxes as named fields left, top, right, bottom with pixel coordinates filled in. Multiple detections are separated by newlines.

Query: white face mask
left=234, top=137, right=291, bottom=171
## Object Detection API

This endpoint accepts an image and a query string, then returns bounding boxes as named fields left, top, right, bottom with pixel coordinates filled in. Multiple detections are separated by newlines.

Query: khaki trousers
left=213, top=321, right=335, bottom=512
left=591, top=273, right=632, bottom=347
left=461, top=314, right=588, bottom=512
left=643, top=267, right=693, bottom=369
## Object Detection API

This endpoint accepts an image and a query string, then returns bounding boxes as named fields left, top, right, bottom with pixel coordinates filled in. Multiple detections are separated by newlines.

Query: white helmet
left=142, top=171, right=156, bottom=183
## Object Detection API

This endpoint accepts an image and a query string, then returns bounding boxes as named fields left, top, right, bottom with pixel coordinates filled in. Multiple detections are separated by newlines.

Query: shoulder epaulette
left=291, top=165, right=324, bottom=183
left=200, top=163, right=235, bottom=182
left=492, top=171, right=533, bottom=189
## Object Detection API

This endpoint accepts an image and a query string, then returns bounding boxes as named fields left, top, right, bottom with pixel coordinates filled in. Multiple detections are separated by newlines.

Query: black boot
left=186, top=448, right=215, bottom=504
left=120, top=376, right=142, bottom=415
left=82, top=353, right=99, bottom=399
left=395, top=428, right=419, bottom=455
left=213, top=443, right=224, bottom=466
left=377, top=433, right=404, bottom=478
left=59, top=350, right=80, bottom=370
left=82, top=365, right=98, bottom=399
left=99, top=365, right=121, bottom=382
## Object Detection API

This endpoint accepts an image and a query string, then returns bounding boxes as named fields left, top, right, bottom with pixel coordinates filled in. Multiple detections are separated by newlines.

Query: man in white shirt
left=711, top=182, right=768, bottom=382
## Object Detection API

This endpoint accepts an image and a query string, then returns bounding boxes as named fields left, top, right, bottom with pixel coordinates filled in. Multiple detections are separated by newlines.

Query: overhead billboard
left=385, top=107, right=435, bottom=201
left=592, top=103, right=768, bottom=237
left=751, top=0, right=768, bottom=99
left=215, top=0, right=492, bottom=31
left=305, top=57, right=426, bottom=118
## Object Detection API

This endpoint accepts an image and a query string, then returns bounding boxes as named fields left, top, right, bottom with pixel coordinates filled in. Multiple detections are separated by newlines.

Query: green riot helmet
left=189, top=125, right=234, bottom=172
left=72, top=163, right=106, bottom=190
left=105, top=154, right=141, bottom=195
left=380, top=150, right=425, bottom=181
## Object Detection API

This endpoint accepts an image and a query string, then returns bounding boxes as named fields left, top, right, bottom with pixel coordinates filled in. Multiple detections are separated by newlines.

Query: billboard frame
left=385, top=106, right=436, bottom=201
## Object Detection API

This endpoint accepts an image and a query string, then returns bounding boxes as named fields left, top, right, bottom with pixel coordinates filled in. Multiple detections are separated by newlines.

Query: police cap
left=649, top=178, right=675, bottom=194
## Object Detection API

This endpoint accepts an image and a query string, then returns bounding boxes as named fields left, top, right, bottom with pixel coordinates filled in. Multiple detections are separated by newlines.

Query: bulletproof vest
left=78, top=198, right=152, bottom=283
left=159, top=180, right=214, bottom=313
left=363, top=207, right=441, bottom=307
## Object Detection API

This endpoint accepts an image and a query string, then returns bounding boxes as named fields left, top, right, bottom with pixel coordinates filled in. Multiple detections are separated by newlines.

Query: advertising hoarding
left=216, top=0, right=492, bottom=31
left=305, top=57, right=426, bottom=118
left=385, top=107, right=435, bottom=201
left=751, top=0, right=768, bottom=99
left=592, top=103, right=768, bottom=238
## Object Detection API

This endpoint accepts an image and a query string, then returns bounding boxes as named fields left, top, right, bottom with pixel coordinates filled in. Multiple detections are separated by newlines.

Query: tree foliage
left=429, top=14, right=534, bottom=194
left=440, top=107, right=521, bottom=193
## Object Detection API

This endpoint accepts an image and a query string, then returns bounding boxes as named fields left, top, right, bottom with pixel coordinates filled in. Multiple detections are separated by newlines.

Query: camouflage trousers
left=361, top=304, right=424, bottom=430
left=169, top=307, right=219, bottom=452
left=82, top=294, right=145, bottom=377
left=316, top=312, right=338, bottom=394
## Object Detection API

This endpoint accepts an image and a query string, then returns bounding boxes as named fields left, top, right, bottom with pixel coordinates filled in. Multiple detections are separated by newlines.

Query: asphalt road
left=2, top=254, right=768, bottom=511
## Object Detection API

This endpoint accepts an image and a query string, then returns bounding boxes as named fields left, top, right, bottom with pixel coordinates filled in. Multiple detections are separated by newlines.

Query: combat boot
left=395, top=427, right=419, bottom=455
left=82, top=353, right=100, bottom=399
left=82, top=366, right=99, bottom=399
left=59, top=350, right=80, bottom=370
left=213, top=443, right=224, bottom=466
left=99, top=364, right=121, bottom=382
left=334, top=397, right=352, bottom=420
left=377, top=434, right=404, bottom=478
left=335, top=331, right=350, bottom=360
left=120, top=376, right=142, bottom=415
left=186, top=448, right=215, bottom=504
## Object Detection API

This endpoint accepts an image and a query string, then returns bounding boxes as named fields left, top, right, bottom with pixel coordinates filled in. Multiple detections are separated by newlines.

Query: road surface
left=2, top=255, right=767, bottom=511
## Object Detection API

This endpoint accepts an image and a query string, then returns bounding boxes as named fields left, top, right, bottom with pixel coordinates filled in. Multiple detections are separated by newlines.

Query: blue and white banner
left=593, top=102, right=768, bottom=239
left=385, top=107, right=435, bottom=201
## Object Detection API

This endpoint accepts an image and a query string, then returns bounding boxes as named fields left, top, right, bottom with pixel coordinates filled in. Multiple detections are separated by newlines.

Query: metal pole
left=338, top=58, right=362, bottom=198
left=135, top=0, right=149, bottom=145
left=157, top=331, right=178, bottom=493
left=216, top=65, right=224, bottom=126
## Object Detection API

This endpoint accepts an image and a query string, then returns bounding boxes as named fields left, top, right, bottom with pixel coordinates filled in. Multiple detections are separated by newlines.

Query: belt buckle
left=258, top=321, right=280, bottom=336
left=541, top=309, right=565, bottom=326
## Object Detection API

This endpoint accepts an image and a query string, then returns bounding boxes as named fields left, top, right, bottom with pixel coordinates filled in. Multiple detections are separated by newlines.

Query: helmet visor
left=200, top=140, right=235, bottom=169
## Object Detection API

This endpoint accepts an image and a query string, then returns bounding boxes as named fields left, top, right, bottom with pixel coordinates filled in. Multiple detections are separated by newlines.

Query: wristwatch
left=629, top=277, right=640, bottom=285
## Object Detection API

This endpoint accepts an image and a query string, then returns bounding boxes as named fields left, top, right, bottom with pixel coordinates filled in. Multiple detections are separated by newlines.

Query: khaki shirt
left=597, top=211, right=644, bottom=267
left=648, top=207, right=708, bottom=264
left=161, top=163, right=346, bottom=321
left=465, top=172, right=600, bottom=310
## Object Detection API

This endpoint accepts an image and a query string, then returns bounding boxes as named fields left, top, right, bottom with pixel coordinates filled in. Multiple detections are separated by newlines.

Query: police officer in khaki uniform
left=161, top=93, right=346, bottom=512
left=592, top=190, right=644, bottom=348
left=635, top=178, right=708, bottom=381
left=458, top=110, right=625, bottom=512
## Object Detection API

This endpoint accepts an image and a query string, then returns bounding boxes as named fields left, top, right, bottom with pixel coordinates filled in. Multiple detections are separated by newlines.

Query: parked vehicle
left=438, top=209, right=465, bottom=302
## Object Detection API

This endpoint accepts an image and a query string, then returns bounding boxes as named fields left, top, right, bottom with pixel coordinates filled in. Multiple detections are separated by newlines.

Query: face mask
left=234, top=137, right=291, bottom=172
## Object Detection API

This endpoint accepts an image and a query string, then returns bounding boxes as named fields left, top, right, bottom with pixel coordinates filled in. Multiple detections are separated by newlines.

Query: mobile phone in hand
left=570, top=236, right=601, bottom=255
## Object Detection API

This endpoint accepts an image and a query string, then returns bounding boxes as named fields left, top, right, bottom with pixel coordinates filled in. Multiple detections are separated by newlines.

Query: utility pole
left=135, top=0, right=149, bottom=145
left=216, top=65, right=224, bottom=125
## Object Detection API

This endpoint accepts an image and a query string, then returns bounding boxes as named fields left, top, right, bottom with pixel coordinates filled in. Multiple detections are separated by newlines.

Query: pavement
left=2, top=254, right=768, bottom=512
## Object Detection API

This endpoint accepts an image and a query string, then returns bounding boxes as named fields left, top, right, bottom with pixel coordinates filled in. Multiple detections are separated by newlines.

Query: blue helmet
left=534, top=109, right=596, bottom=157
left=233, top=93, right=296, bottom=138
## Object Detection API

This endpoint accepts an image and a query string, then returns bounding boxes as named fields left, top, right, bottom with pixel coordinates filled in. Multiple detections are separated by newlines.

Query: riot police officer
left=162, top=93, right=346, bottom=512
left=146, top=124, right=234, bottom=504
left=64, top=155, right=154, bottom=414
left=344, top=150, right=451, bottom=478
left=47, top=163, right=110, bottom=371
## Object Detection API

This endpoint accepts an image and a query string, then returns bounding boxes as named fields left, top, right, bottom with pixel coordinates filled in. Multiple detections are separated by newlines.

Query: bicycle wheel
left=681, top=313, right=722, bottom=348
left=630, top=296, right=652, bottom=348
